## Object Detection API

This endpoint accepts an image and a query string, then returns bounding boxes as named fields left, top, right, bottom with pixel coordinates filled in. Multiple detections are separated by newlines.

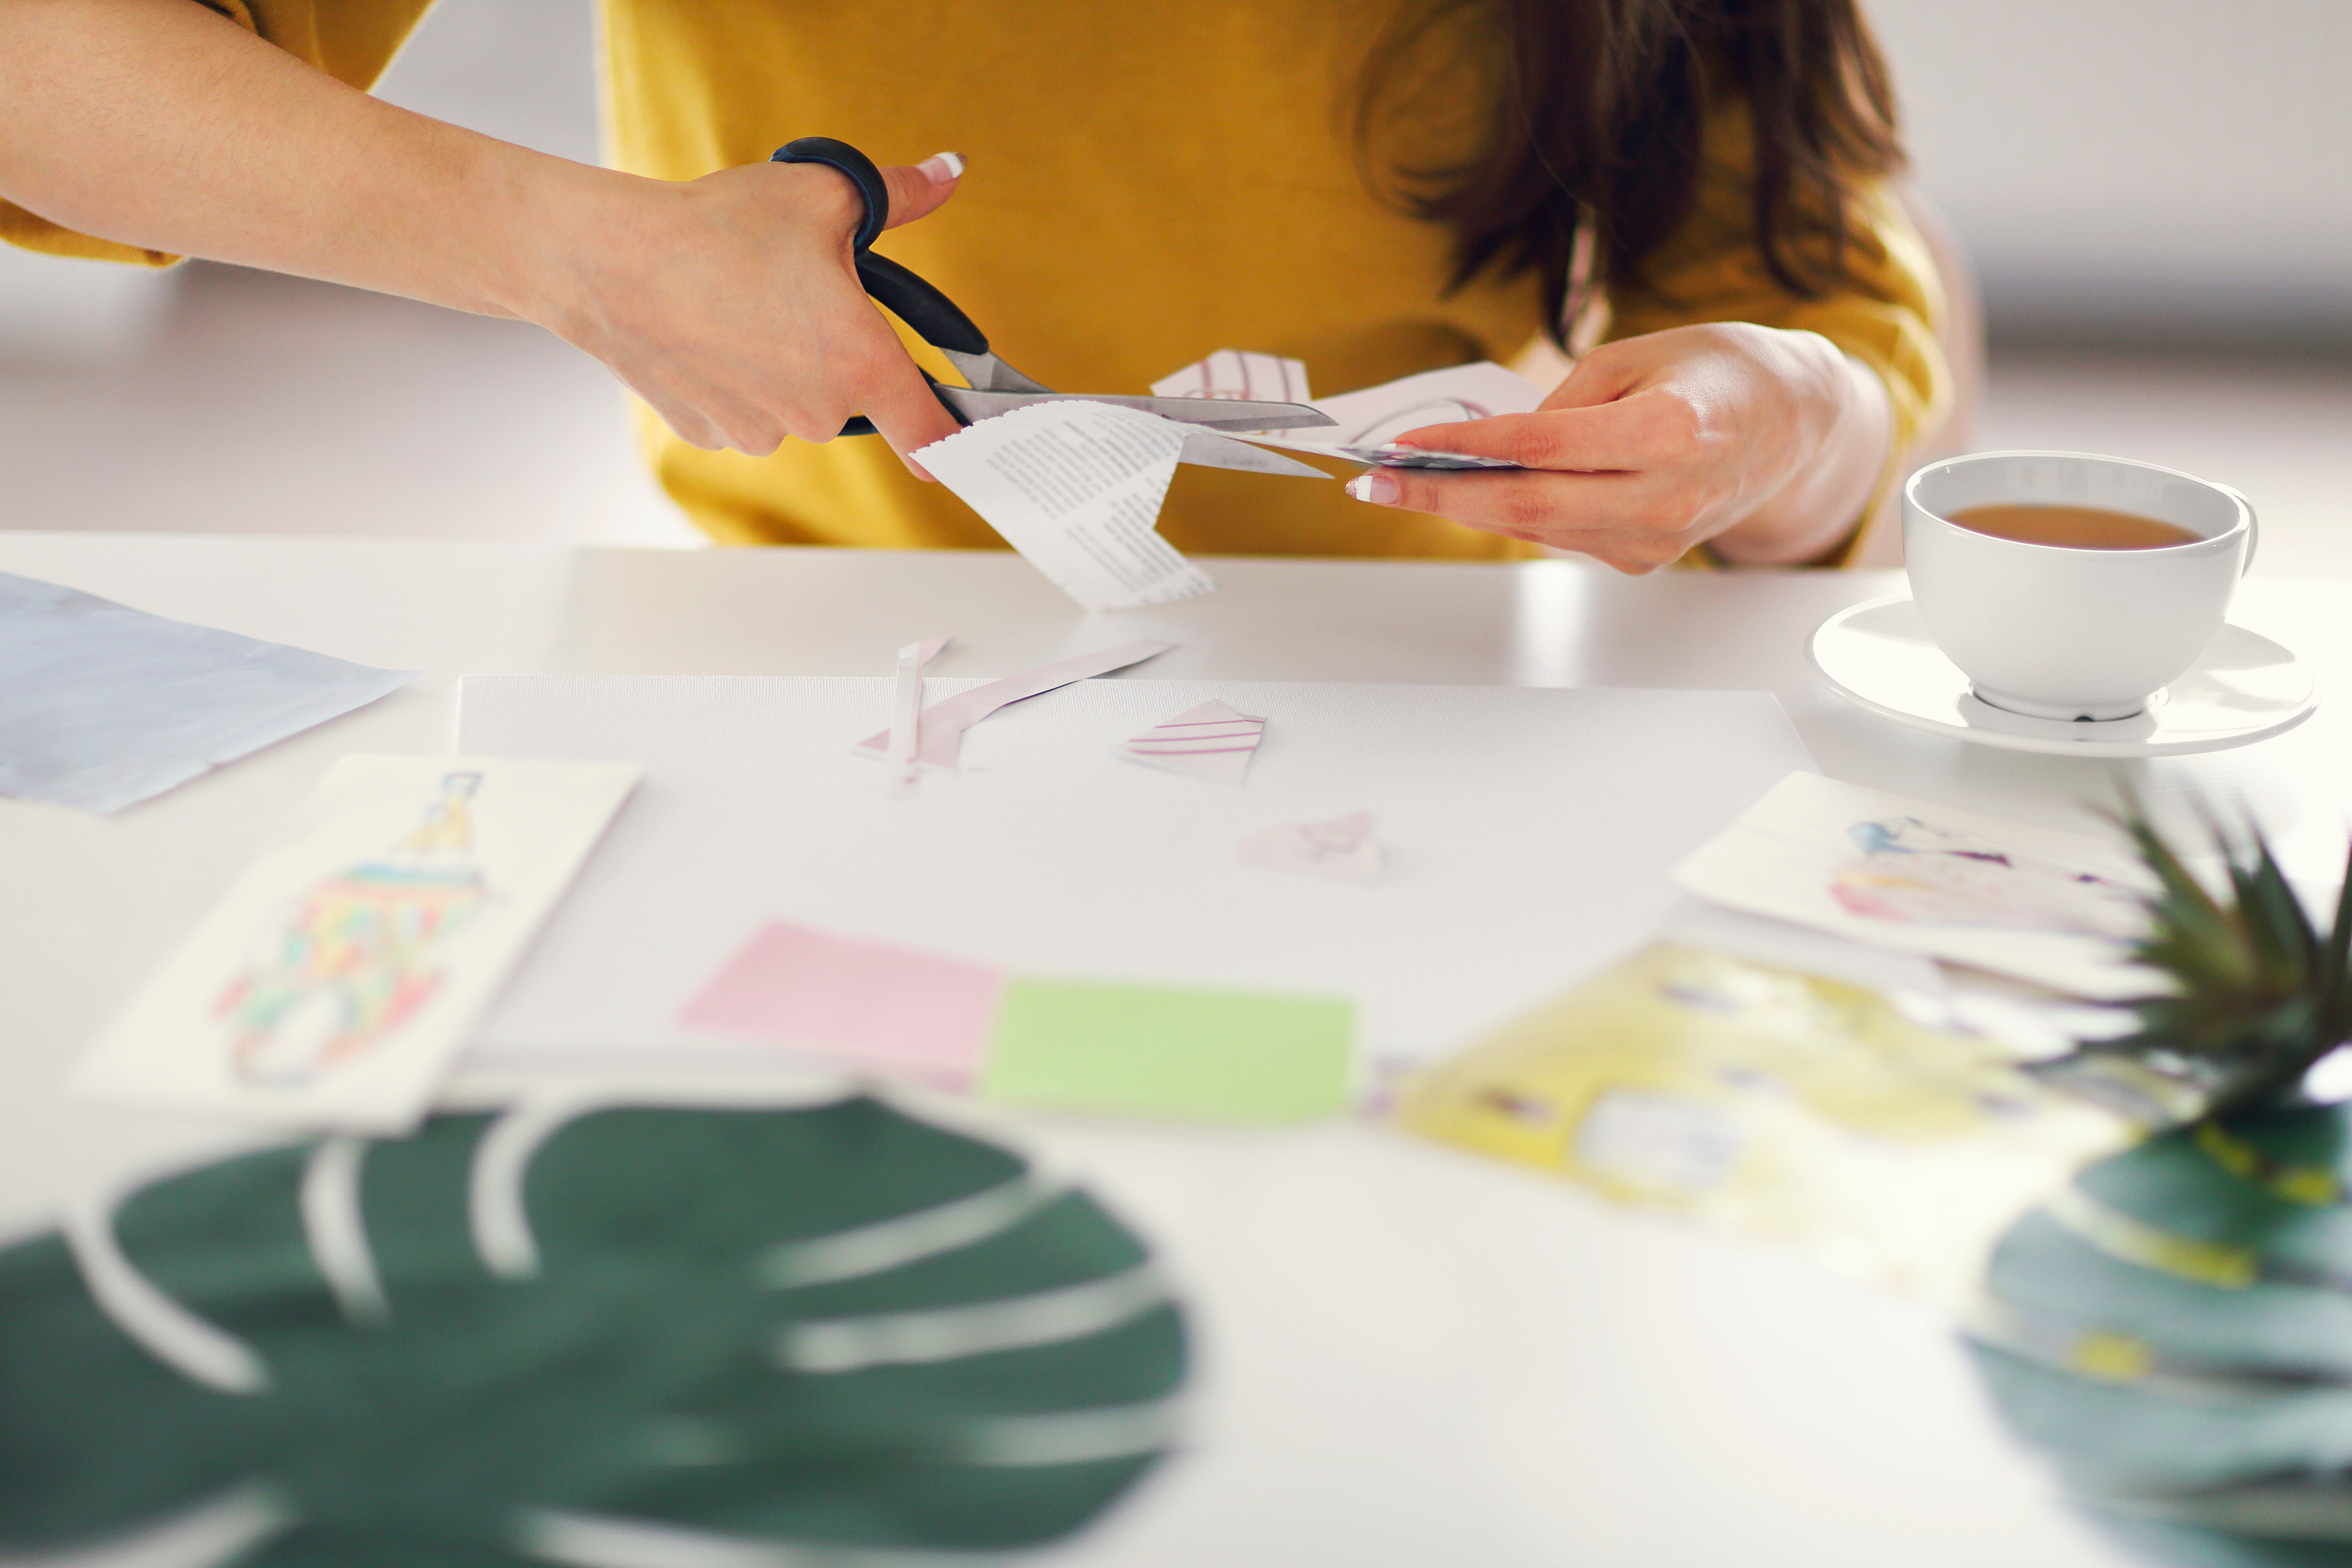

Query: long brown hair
left=1356, top=0, right=1903, bottom=342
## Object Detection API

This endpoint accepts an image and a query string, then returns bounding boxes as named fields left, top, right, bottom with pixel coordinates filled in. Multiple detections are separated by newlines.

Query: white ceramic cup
left=1903, top=452, right=2257, bottom=722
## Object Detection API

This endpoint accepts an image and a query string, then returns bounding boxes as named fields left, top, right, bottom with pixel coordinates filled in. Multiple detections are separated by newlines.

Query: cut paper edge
left=888, top=634, right=953, bottom=795
left=912, top=402, right=1210, bottom=612
left=858, top=640, right=1176, bottom=772
left=1116, top=698, right=1265, bottom=787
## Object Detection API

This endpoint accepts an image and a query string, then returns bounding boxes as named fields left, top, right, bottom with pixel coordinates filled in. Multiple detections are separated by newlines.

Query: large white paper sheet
left=0, top=571, right=415, bottom=813
left=453, top=676, right=1815, bottom=1076
left=71, top=754, right=640, bottom=1132
left=1672, top=772, right=2159, bottom=1000
left=914, top=402, right=1213, bottom=611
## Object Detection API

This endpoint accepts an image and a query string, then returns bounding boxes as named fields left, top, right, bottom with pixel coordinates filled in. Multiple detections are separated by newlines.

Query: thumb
left=879, top=152, right=966, bottom=231
left=1540, top=340, right=1651, bottom=412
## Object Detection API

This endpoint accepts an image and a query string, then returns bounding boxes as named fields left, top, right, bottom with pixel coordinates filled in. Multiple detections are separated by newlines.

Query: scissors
left=771, top=138, right=1337, bottom=478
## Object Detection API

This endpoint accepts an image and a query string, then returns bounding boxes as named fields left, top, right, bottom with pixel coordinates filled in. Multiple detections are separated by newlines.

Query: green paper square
left=980, top=980, right=1354, bottom=1123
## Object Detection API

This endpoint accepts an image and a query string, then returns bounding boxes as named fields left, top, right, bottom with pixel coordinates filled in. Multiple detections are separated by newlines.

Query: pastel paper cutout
left=677, top=919, right=1355, bottom=1119
left=1116, top=699, right=1265, bottom=786
left=887, top=634, right=952, bottom=795
left=678, top=921, right=1005, bottom=1089
left=980, top=979, right=1354, bottom=1123
left=858, top=640, right=1175, bottom=771
left=1238, top=810, right=1384, bottom=884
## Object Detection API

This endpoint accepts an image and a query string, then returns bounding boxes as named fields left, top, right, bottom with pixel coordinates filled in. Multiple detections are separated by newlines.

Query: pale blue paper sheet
left=0, top=572, right=415, bottom=813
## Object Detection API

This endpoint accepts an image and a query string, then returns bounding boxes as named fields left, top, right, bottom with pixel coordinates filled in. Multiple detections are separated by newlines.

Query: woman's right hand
left=0, top=0, right=960, bottom=466
left=535, top=152, right=969, bottom=467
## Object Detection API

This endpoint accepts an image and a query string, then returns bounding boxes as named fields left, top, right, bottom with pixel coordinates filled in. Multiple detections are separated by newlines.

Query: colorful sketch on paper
left=1828, top=817, right=2142, bottom=939
left=213, top=772, right=491, bottom=1086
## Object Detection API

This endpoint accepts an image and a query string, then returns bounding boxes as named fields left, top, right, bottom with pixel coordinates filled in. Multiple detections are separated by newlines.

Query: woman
left=0, top=0, right=1943, bottom=571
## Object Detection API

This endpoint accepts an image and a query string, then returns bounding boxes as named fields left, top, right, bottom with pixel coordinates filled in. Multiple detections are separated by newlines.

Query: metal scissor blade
left=1177, top=430, right=1331, bottom=479
left=940, top=347, right=1052, bottom=395
left=935, top=387, right=1337, bottom=431
left=1124, top=395, right=1337, bottom=431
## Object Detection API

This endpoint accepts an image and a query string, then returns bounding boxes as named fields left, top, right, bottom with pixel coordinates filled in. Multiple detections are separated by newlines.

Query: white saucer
left=1808, top=595, right=2319, bottom=758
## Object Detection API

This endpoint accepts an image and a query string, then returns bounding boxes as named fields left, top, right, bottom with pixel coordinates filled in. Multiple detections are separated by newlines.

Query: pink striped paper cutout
left=1116, top=699, right=1266, bottom=786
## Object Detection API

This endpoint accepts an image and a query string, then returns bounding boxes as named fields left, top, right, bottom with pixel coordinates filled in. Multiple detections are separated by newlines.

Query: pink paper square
left=679, top=921, right=1005, bottom=1088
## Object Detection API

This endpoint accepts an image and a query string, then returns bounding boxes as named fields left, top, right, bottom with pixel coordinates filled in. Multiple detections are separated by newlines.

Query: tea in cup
left=1903, top=452, right=2257, bottom=722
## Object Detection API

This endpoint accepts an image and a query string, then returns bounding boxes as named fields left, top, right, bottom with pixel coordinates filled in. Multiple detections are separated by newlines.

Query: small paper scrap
left=1150, top=349, right=1311, bottom=436
left=914, top=401, right=1214, bottom=611
left=887, top=633, right=952, bottom=794
left=0, top=570, right=415, bottom=813
left=1238, top=810, right=1384, bottom=884
left=1117, top=699, right=1265, bottom=786
left=858, top=639, right=1173, bottom=771
left=679, top=920, right=1004, bottom=1089
left=72, top=755, right=640, bottom=1132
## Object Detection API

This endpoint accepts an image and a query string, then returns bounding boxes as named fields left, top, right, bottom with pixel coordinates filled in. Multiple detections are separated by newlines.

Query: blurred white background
left=0, top=0, right=700, bottom=548
left=0, top=0, right=2345, bottom=566
left=1872, top=0, right=2352, bottom=350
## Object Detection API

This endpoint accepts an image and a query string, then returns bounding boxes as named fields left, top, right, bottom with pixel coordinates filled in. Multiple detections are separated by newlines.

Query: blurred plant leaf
left=0, top=1099, right=1186, bottom=1565
left=2072, top=802, right=2352, bottom=1122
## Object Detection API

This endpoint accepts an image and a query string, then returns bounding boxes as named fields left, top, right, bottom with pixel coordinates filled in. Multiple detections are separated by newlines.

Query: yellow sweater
left=2, top=0, right=1947, bottom=562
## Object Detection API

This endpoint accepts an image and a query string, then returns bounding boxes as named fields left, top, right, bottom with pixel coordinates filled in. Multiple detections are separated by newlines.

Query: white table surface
left=5, top=531, right=2349, bottom=1568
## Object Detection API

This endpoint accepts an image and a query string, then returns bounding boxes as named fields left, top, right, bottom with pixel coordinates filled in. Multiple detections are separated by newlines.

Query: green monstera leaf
left=0, top=1097, right=1188, bottom=1566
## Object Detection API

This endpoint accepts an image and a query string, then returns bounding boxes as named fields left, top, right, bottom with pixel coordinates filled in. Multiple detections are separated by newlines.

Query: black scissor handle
left=770, top=136, right=887, bottom=250
left=853, top=252, right=988, bottom=359
left=771, top=138, right=986, bottom=437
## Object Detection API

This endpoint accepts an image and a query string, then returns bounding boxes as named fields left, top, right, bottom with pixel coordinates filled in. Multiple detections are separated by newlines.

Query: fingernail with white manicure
left=918, top=151, right=967, bottom=183
left=1347, top=470, right=1400, bottom=505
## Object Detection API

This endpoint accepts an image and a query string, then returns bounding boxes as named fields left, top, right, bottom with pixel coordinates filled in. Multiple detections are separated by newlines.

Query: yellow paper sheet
left=1394, top=942, right=2136, bottom=1303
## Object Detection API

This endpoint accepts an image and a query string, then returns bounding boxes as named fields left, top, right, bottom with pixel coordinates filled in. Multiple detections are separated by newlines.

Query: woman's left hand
left=1347, top=323, right=1893, bottom=573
